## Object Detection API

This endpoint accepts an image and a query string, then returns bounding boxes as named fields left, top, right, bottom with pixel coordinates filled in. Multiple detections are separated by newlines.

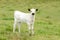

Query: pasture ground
left=0, top=0, right=60, bottom=40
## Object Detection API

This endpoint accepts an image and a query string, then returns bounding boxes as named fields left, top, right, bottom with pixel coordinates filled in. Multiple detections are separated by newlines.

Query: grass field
left=0, top=0, right=60, bottom=40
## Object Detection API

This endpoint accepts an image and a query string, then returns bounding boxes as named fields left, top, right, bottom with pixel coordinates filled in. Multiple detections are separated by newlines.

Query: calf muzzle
left=32, top=13, right=35, bottom=15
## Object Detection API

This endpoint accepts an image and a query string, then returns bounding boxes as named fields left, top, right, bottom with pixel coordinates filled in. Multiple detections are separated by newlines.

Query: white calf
left=13, top=8, right=38, bottom=35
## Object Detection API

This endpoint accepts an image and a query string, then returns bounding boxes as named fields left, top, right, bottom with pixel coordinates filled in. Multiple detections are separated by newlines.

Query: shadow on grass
left=0, top=38, right=6, bottom=40
left=0, top=18, right=14, bottom=20
left=7, top=32, right=33, bottom=40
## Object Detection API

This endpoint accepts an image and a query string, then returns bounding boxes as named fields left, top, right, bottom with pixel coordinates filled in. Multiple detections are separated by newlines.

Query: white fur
left=13, top=8, right=37, bottom=35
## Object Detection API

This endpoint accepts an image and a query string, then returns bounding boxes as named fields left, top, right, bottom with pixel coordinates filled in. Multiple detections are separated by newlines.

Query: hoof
left=29, top=33, right=35, bottom=36
left=29, top=33, right=32, bottom=36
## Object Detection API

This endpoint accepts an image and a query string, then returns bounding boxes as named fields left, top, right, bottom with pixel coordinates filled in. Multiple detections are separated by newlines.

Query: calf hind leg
left=13, top=20, right=17, bottom=32
left=17, top=22, right=21, bottom=33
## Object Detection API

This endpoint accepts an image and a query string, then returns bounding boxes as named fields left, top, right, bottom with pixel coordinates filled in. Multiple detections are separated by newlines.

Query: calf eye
left=28, top=9, right=30, bottom=11
left=36, top=9, right=38, bottom=11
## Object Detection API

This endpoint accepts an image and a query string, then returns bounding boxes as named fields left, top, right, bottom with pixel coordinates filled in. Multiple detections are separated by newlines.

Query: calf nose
left=32, top=13, right=34, bottom=15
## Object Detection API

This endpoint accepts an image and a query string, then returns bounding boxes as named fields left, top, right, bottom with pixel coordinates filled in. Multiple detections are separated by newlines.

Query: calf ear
left=28, top=9, right=30, bottom=11
left=36, top=9, right=38, bottom=11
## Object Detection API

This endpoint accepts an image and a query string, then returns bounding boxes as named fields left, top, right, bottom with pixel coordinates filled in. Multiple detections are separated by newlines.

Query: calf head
left=28, top=8, right=38, bottom=15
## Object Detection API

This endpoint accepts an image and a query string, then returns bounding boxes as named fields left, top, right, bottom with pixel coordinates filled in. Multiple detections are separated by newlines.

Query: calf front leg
left=27, top=23, right=31, bottom=35
left=31, top=22, right=34, bottom=35
left=27, top=22, right=34, bottom=35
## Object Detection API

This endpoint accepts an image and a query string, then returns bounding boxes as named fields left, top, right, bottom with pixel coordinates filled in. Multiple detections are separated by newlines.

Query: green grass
left=0, top=0, right=60, bottom=40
